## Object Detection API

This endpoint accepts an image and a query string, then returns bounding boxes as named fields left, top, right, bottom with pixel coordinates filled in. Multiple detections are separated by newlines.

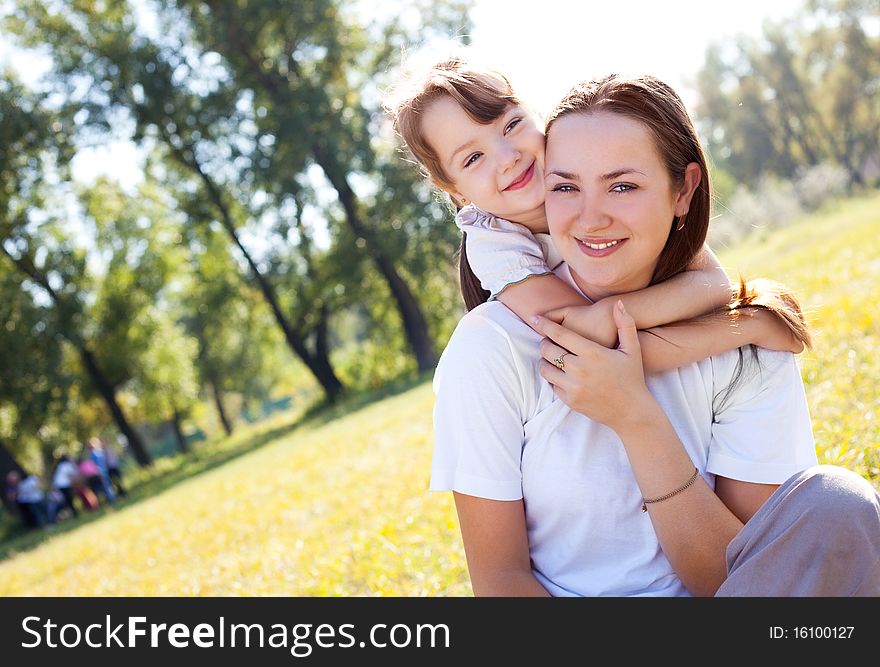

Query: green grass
left=717, top=192, right=880, bottom=482
left=0, top=192, right=877, bottom=595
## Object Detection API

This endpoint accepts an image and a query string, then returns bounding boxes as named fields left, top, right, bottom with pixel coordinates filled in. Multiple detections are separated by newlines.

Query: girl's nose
left=498, top=143, right=520, bottom=173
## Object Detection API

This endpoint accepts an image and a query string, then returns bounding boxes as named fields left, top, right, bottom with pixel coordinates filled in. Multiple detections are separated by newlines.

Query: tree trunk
left=78, top=347, right=152, bottom=467
left=171, top=408, right=189, bottom=454
left=213, top=27, right=437, bottom=373
left=0, top=246, right=152, bottom=467
left=167, top=135, right=345, bottom=403
left=0, top=441, right=24, bottom=515
left=310, top=302, right=343, bottom=393
left=312, top=144, right=438, bottom=372
left=210, top=379, right=233, bottom=437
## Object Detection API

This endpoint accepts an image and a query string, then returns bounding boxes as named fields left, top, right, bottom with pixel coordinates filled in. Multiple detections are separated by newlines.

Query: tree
left=82, top=178, right=201, bottom=454
left=695, top=1, right=880, bottom=189
left=178, top=222, right=293, bottom=436
left=7, top=0, right=347, bottom=401
left=0, top=78, right=153, bottom=466
left=7, top=0, right=472, bottom=403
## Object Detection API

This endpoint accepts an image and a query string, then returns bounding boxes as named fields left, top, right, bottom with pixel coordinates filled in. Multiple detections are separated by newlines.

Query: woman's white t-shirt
left=431, top=264, right=818, bottom=597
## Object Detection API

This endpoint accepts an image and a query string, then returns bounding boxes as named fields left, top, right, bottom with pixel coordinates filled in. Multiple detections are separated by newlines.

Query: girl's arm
left=460, top=210, right=743, bottom=368
left=497, top=244, right=731, bottom=349
left=453, top=493, right=551, bottom=597
left=636, top=307, right=804, bottom=374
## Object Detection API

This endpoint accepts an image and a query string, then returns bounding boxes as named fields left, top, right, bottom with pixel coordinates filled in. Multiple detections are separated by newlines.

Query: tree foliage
left=695, top=0, right=880, bottom=189
left=1, top=1, right=473, bottom=473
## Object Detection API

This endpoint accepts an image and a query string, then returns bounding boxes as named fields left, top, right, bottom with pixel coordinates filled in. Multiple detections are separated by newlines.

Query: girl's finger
left=541, top=307, right=569, bottom=324
left=551, top=384, right=570, bottom=406
left=531, top=314, right=604, bottom=357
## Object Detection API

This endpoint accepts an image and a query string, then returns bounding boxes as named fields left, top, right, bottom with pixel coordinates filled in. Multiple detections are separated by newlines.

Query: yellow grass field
left=1, top=192, right=878, bottom=596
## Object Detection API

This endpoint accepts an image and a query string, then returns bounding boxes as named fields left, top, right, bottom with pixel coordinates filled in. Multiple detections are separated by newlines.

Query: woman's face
left=544, top=111, right=693, bottom=301
left=421, top=95, right=547, bottom=228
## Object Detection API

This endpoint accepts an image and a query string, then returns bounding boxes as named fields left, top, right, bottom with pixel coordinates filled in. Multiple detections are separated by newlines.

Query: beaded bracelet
left=641, top=467, right=700, bottom=512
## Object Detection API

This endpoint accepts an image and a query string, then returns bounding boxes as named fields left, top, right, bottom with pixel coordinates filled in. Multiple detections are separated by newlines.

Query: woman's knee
left=786, top=464, right=880, bottom=526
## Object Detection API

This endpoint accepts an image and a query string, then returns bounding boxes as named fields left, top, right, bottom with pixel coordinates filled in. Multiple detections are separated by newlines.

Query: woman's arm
left=497, top=244, right=731, bottom=349
left=609, top=398, right=745, bottom=595
left=530, top=304, right=778, bottom=596
left=453, top=492, right=551, bottom=597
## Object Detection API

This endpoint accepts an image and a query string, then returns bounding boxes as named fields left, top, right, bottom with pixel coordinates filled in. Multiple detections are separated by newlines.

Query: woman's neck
left=569, top=269, right=651, bottom=304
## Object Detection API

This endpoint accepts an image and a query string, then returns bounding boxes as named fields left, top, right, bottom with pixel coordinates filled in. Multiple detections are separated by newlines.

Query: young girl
left=385, top=56, right=807, bottom=370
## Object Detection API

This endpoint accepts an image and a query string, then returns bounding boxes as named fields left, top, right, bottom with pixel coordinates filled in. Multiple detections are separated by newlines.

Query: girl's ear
left=431, top=178, right=468, bottom=206
left=674, top=162, right=702, bottom=216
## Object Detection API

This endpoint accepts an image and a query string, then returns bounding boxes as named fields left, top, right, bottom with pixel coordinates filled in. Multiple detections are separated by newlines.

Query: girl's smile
left=504, top=160, right=536, bottom=191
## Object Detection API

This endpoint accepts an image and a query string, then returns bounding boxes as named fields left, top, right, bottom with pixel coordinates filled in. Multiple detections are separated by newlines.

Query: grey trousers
left=715, top=465, right=880, bottom=596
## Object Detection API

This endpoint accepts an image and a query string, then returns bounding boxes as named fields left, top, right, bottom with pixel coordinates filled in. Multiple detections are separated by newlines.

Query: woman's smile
left=576, top=237, right=626, bottom=256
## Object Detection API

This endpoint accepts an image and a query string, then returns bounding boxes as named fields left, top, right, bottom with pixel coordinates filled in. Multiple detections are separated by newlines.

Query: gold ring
left=553, top=353, right=567, bottom=370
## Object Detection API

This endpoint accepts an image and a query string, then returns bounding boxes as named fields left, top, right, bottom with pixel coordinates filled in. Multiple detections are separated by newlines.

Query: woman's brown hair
left=385, top=56, right=524, bottom=310
left=544, top=74, right=811, bottom=352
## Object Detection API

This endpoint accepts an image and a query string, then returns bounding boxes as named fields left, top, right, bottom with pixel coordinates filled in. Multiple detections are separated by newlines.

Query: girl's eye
left=550, top=184, right=576, bottom=193
left=611, top=183, right=636, bottom=193
left=504, top=118, right=522, bottom=134
left=464, top=152, right=482, bottom=168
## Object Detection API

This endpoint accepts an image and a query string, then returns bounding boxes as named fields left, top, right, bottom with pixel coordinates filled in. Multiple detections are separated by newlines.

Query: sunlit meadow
left=1, top=193, right=877, bottom=596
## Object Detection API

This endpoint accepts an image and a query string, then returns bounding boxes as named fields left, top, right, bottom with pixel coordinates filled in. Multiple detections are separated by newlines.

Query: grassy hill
left=718, top=193, right=879, bottom=480
left=1, top=192, right=877, bottom=596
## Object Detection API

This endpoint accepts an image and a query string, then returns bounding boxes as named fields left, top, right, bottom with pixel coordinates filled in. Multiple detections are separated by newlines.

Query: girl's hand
left=533, top=301, right=653, bottom=432
left=743, top=307, right=805, bottom=354
left=542, top=300, right=618, bottom=349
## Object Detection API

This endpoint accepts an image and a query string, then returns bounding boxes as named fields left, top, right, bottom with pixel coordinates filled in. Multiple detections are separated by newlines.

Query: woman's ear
left=674, top=163, right=702, bottom=217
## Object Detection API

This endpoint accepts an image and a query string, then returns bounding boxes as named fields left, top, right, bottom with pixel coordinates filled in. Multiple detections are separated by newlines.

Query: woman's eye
left=504, top=118, right=522, bottom=134
left=611, top=183, right=636, bottom=193
left=464, top=153, right=482, bottom=168
left=550, top=184, right=576, bottom=193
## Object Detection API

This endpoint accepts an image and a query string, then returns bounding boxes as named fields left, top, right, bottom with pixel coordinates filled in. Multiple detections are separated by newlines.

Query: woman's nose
left=579, top=197, right=613, bottom=232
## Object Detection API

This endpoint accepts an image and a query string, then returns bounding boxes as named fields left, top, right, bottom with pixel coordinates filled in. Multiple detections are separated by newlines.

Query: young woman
left=422, top=72, right=880, bottom=596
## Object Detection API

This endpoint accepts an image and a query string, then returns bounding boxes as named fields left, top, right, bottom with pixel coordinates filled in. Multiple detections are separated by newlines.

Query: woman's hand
left=542, top=300, right=618, bottom=349
left=532, top=301, right=653, bottom=432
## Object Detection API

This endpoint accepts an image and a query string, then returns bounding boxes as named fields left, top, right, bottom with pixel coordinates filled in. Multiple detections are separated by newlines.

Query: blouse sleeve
left=456, top=205, right=553, bottom=299
left=707, top=349, right=818, bottom=484
left=430, top=308, right=528, bottom=500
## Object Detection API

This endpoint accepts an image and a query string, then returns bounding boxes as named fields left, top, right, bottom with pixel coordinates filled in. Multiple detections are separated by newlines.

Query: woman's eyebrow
left=547, top=169, right=579, bottom=180
left=601, top=168, right=646, bottom=181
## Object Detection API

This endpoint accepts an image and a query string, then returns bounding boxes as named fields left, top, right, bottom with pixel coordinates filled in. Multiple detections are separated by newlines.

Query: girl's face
left=421, top=95, right=547, bottom=228
left=544, top=111, right=699, bottom=301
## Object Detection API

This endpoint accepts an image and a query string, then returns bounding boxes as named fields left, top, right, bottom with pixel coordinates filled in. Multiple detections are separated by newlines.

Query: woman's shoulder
left=708, top=347, right=801, bottom=395
left=448, top=301, right=539, bottom=346
left=435, top=303, right=542, bottom=384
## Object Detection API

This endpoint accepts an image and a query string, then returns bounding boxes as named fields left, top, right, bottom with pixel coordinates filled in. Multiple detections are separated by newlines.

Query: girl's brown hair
left=386, top=56, right=523, bottom=310
left=545, top=74, right=811, bottom=352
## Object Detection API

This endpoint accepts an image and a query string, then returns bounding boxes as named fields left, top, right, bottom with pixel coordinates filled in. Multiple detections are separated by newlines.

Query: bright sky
left=0, top=0, right=807, bottom=186
left=466, top=0, right=806, bottom=115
